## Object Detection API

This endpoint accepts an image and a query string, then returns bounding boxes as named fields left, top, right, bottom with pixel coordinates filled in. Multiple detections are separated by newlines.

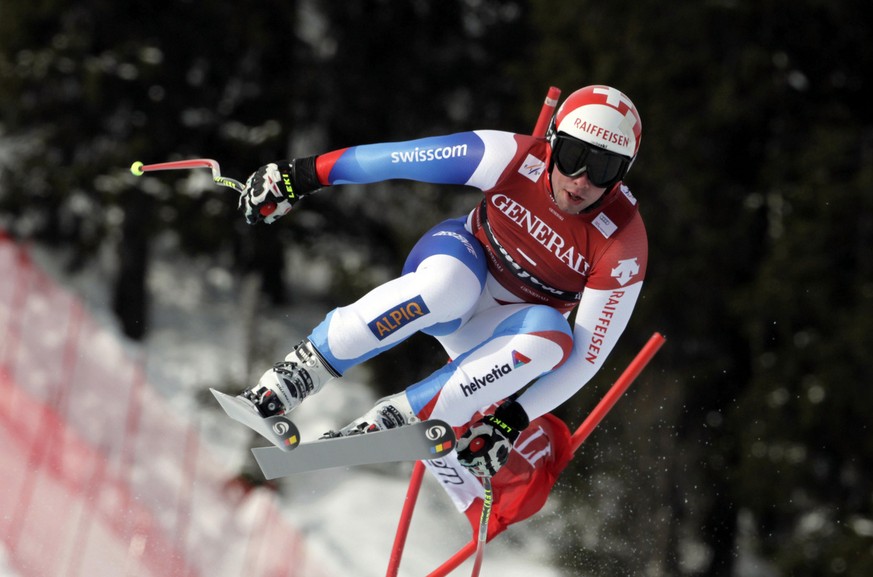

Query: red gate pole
left=532, top=86, right=561, bottom=139
left=385, top=461, right=427, bottom=577
left=571, top=332, right=666, bottom=453
left=422, top=332, right=666, bottom=577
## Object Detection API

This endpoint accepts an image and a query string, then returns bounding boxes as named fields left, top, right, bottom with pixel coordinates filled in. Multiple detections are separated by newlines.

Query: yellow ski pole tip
left=130, top=161, right=144, bottom=176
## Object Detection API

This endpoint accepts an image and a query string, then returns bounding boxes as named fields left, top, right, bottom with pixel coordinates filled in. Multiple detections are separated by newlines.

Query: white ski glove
left=456, top=401, right=529, bottom=478
left=240, top=157, right=321, bottom=224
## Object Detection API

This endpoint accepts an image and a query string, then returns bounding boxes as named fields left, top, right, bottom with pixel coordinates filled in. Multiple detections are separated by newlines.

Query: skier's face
left=549, top=165, right=608, bottom=214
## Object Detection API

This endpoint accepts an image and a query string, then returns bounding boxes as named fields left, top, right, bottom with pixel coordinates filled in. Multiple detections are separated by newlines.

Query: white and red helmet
left=549, top=85, right=643, bottom=185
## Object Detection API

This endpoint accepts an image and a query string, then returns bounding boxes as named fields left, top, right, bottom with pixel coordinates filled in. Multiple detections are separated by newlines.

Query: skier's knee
left=414, top=254, right=483, bottom=320
left=501, top=305, right=574, bottom=368
left=532, top=306, right=574, bottom=366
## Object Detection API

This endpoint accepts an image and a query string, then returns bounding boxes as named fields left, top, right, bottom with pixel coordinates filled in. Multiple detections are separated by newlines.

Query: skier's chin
left=555, top=189, right=589, bottom=214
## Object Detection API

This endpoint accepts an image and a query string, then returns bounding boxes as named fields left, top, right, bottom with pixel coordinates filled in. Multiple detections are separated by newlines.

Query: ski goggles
left=552, top=133, right=631, bottom=188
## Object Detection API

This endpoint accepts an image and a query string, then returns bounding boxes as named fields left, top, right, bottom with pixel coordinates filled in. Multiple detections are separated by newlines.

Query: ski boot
left=323, top=392, right=419, bottom=438
left=239, top=339, right=339, bottom=418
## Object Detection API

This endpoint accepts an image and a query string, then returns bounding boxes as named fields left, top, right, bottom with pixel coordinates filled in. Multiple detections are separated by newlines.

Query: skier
left=236, top=85, right=647, bottom=478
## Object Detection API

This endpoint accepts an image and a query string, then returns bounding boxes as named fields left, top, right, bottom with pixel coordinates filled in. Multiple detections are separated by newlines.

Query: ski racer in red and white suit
left=237, top=85, right=648, bottom=478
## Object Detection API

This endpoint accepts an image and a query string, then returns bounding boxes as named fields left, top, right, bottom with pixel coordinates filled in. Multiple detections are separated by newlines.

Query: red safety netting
left=0, top=235, right=331, bottom=577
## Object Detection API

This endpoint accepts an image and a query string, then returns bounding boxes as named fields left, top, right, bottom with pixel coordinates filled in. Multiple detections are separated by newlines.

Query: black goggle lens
left=553, top=134, right=629, bottom=188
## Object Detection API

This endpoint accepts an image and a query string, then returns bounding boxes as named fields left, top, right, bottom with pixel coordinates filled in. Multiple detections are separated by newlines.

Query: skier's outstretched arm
left=239, top=130, right=520, bottom=224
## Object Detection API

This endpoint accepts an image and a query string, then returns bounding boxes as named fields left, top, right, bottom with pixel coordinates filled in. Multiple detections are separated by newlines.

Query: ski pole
left=466, top=89, right=553, bottom=576
left=130, top=158, right=247, bottom=193
left=470, top=476, right=494, bottom=577
left=131, top=158, right=281, bottom=217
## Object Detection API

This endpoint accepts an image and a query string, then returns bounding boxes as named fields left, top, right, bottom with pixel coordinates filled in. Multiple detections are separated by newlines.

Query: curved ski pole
left=470, top=477, right=494, bottom=577
left=130, top=158, right=246, bottom=193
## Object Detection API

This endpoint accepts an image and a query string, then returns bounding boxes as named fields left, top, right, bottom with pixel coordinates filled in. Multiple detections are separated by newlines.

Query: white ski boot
left=325, top=391, right=420, bottom=437
left=239, top=339, right=339, bottom=417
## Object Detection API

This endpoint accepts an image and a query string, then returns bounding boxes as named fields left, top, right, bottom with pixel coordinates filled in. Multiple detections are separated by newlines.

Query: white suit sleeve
left=515, top=281, right=643, bottom=420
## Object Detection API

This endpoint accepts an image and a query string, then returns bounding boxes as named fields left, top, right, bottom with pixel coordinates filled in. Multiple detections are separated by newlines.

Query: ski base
left=210, top=388, right=301, bottom=452
left=251, top=420, right=456, bottom=479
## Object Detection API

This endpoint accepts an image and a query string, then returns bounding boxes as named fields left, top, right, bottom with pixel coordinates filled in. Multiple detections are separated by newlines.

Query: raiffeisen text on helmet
left=571, top=118, right=631, bottom=149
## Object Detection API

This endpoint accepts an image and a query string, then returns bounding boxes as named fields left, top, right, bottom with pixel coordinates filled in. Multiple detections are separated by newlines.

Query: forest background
left=1, top=1, right=871, bottom=576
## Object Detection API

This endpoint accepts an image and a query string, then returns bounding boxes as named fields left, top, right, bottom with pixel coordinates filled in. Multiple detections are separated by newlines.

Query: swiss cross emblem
left=593, top=86, right=639, bottom=134
left=593, top=86, right=634, bottom=111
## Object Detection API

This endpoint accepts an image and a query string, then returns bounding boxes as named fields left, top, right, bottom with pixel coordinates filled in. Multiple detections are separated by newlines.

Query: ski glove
left=240, top=157, right=321, bottom=224
left=457, top=400, right=530, bottom=478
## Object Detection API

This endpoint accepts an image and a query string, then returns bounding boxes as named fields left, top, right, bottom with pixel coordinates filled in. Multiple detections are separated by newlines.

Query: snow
left=0, top=543, right=19, bottom=577
left=21, top=236, right=566, bottom=577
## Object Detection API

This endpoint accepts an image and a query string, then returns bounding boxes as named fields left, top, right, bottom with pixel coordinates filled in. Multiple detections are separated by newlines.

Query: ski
left=251, top=420, right=456, bottom=479
left=211, top=388, right=301, bottom=452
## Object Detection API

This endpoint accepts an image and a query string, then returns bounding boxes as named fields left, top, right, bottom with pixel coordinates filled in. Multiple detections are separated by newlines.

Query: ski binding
left=211, top=388, right=301, bottom=452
